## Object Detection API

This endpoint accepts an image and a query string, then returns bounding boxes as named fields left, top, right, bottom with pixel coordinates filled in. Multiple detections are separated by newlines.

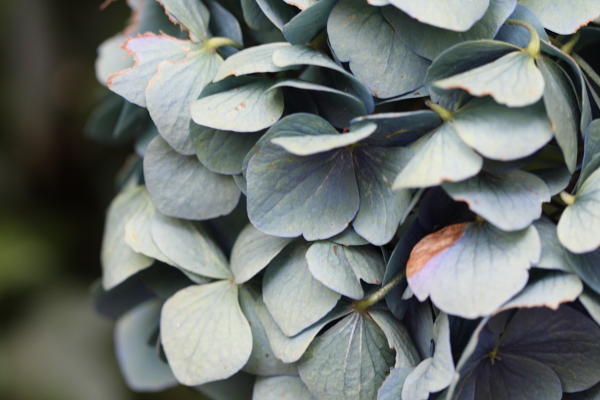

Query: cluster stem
left=505, top=19, right=541, bottom=59
left=205, top=37, right=243, bottom=51
left=353, top=270, right=406, bottom=313
left=425, top=100, right=453, bottom=121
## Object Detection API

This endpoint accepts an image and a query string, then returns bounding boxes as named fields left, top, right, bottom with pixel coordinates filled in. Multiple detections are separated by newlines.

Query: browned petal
left=406, top=223, right=467, bottom=277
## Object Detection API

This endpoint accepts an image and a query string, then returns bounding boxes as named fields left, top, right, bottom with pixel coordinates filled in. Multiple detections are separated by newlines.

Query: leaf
left=253, top=376, right=316, bottom=400
left=107, top=33, right=192, bottom=107
left=494, top=5, right=550, bottom=47
left=140, top=262, right=198, bottom=298
left=272, top=45, right=375, bottom=113
left=101, top=186, right=154, bottom=290
left=402, top=313, right=455, bottom=400
left=255, top=0, right=298, bottom=29
left=133, top=0, right=186, bottom=37
left=386, top=0, right=490, bottom=32
left=532, top=217, right=574, bottom=272
left=306, top=241, right=385, bottom=299
left=456, top=354, right=562, bottom=400
left=161, top=281, right=252, bottom=385
left=532, top=166, right=571, bottom=196
left=242, top=112, right=326, bottom=175
left=255, top=297, right=353, bottom=363
left=327, top=0, right=430, bottom=98
left=233, top=174, right=247, bottom=195
left=579, top=288, right=600, bottom=326
left=442, top=170, right=550, bottom=231
left=123, top=187, right=172, bottom=265
left=352, top=146, right=414, bottom=245
left=158, top=0, right=210, bottom=39
left=282, top=0, right=338, bottom=45
left=191, top=79, right=284, bottom=132
left=230, top=224, right=294, bottom=284
left=150, top=212, right=232, bottom=279
left=517, top=0, right=600, bottom=34
left=374, top=86, right=430, bottom=104
left=407, top=222, right=540, bottom=318
left=537, top=57, right=579, bottom=173
left=417, top=186, right=475, bottom=230
left=213, top=42, right=293, bottom=81
left=191, top=126, right=262, bottom=175
left=238, top=287, right=298, bottom=376
left=241, top=0, right=274, bottom=30
left=403, top=299, right=435, bottom=361
left=450, top=97, right=553, bottom=161
left=368, top=309, right=421, bottom=368
left=269, top=79, right=368, bottom=128
left=378, top=368, right=414, bottom=400
left=115, top=299, right=177, bottom=391
left=500, top=306, right=600, bottom=392
left=146, top=48, right=222, bottom=155
left=206, top=0, right=244, bottom=47
left=383, top=219, right=430, bottom=320
left=563, top=381, right=600, bottom=400
left=93, top=274, right=155, bottom=319
left=350, top=110, right=442, bottom=147
left=247, top=135, right=359, bottom=241
left=143, top=136, right=240, bottom=220
left=425, top=40, right=520, bottom=93
left=566, top=248, right=600, bottom=295
left=498, top=271, right=583, bottom=312
left=263, top=242, right=341, bottom=336
left=578, top=119, right=600, bottom=189
left=271, top=123, right=375, bottom=156
left=85, top=95, right=134, bottom=145
left=383, top=0, right=517, bottom=60
left=392, top=122, right=483, bottom=190
left=297, top=312, right=395, bottom=400
left=305, top=242, right=365, bottom=300
left=558, top=167, right=600, bottom=253
left=540, top=41, right=592, bottom=135
left=329, top=227, right=370, bottom=246
left=433, top=51, right=544, bottom=107
left=115, top=100, right=149, bottom=142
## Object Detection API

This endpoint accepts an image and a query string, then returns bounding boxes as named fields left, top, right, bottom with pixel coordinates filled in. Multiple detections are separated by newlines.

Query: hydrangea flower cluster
left=89, top=0, right=600, bottom=399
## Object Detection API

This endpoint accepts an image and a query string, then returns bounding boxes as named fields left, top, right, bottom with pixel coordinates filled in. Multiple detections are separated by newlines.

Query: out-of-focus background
left=1, top=1, right=599, bottom=399
left=0, top=0, right=204, bottom=398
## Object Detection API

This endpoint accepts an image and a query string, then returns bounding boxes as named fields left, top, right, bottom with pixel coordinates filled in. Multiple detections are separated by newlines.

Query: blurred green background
left=0, top=0, right=205, bottom=398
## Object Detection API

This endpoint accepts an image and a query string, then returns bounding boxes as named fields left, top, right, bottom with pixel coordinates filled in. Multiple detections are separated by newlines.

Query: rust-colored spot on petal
left=386, top=129, right=409, bottom=138
left=406, top=223, right=467, bottom=277
left=240, top=102, right=246, bottom=108
left=333, top=245, right=338, bottom=256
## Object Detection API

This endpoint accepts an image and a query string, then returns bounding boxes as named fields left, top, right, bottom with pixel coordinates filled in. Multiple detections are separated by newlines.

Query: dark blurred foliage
left=0, top=0, right=204, bottom=398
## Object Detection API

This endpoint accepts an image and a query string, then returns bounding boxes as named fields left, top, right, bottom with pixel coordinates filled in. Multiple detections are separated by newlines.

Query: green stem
left=204, top=37, right=243, bottom=51
left=560, top=191, right=576, bottom=206
left=425, top=100, right=453, bottom=121
left=572, top=52, right=600, bottom=88
left=505, top=19, right=541, bottom=58
left=354, top=270, right=406, bottom=313
left=549, top=36, right=562, bottom=47
left=560, top=32, right=580, bottom=55
left=309, top=30, right=328, bottom=51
